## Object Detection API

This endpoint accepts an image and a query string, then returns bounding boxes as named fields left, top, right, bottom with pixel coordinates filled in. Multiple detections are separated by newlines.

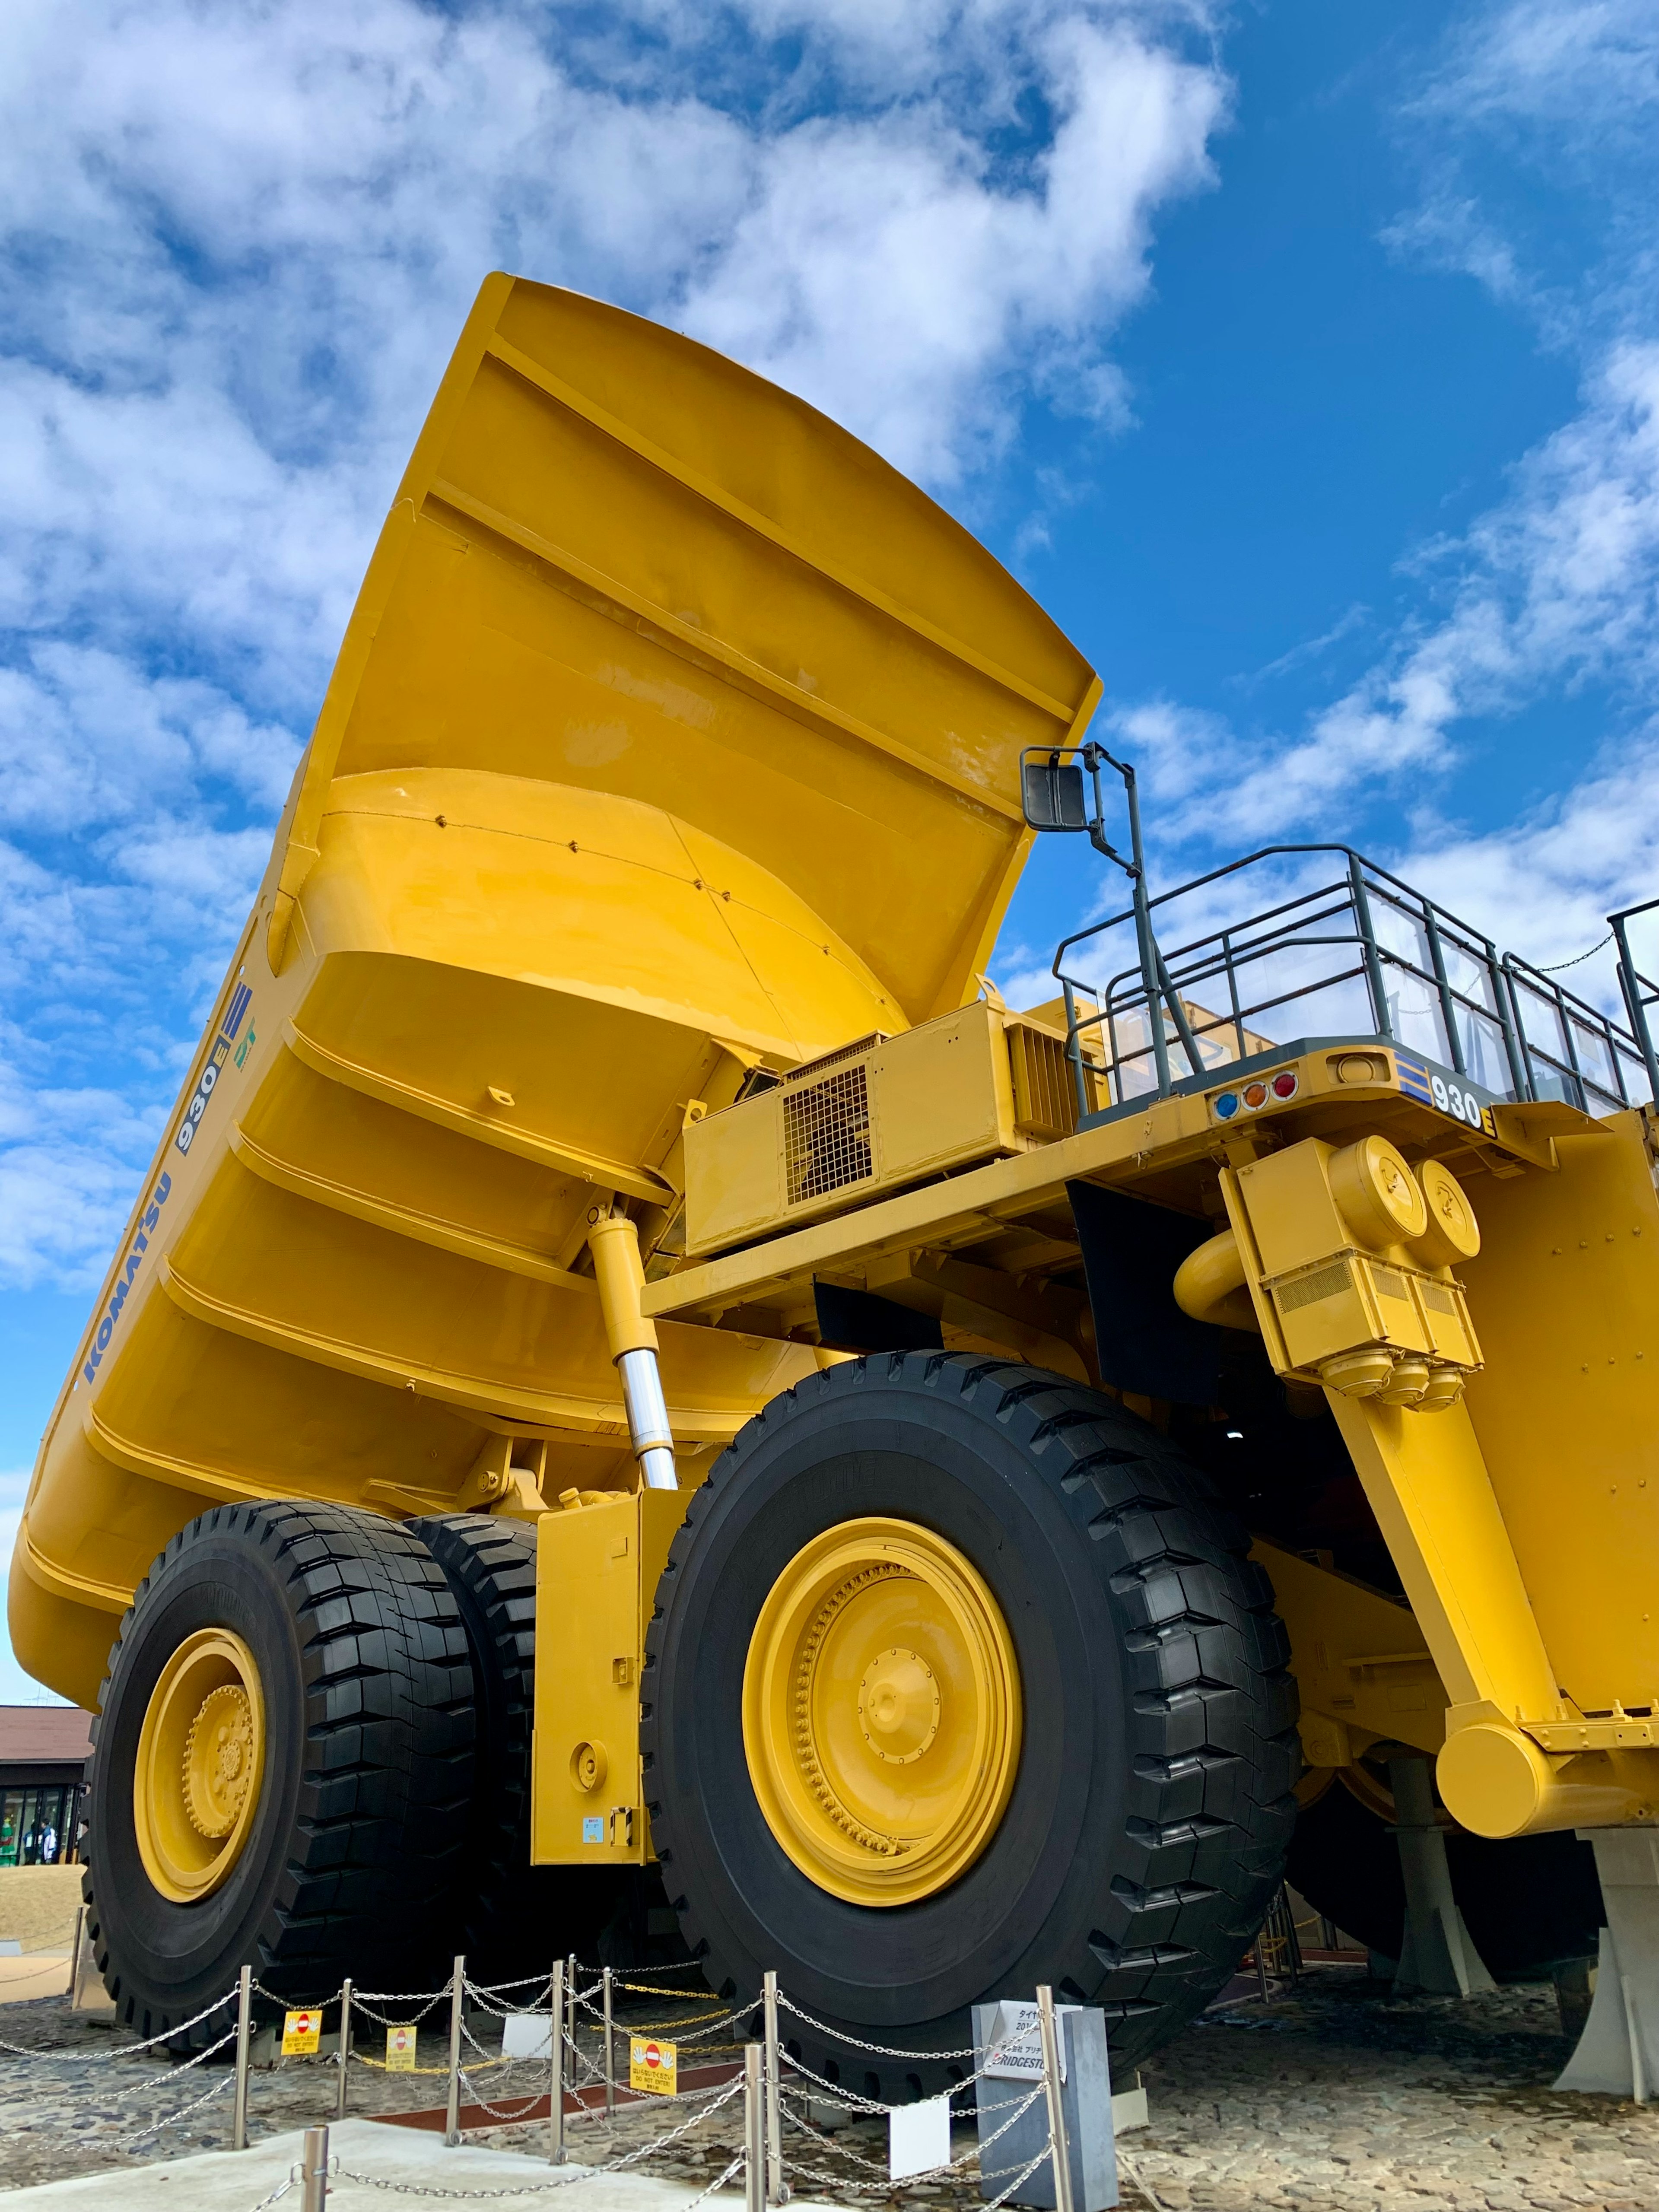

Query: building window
left=0, top=1784, right=83, bottom=1866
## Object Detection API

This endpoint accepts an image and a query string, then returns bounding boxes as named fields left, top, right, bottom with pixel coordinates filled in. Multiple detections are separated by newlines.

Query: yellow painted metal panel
left=531, top=1490, right=686, bottom=1864
left=1326, top=1394, right=1560, bottom=1722
left=11, top=275, right=1095, bottom=1708
left=1460, top=1115, right=1659, bottom=1715
left=868, top=1007, right=1013, bottom=1182
left=1251, top=1538, right=1445, bottom=1761
left=684, top=1005, right=1033, bottom=1254
left=288, top=277, right=1096, bottom=1020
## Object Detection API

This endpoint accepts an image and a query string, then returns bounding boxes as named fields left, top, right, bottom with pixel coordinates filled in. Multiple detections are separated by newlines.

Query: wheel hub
left=858, top=1647, right=939, bottom=1764
left=134, top=1629, right=265, bottom=1902
left=743, top=1518, right=1021, bottom=1907
left=183, top=1684, right=257, bottom=1838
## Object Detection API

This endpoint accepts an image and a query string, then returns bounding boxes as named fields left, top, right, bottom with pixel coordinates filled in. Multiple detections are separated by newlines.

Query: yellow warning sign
left=282, top=2009, right=321, bottom=2056
left=629, top=2036, right=677, bottom=2095
left=385, top=2024, right=417, bottom=2072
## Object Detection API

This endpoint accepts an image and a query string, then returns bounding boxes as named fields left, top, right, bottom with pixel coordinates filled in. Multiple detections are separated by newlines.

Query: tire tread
left=642, top=1352, right=1298, bottom=2089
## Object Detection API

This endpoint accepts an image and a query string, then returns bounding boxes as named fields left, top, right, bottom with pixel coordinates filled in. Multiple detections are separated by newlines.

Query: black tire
left=1287, top=1772, right=1603, bottom=1979
left=83, top=1501, right=475, bottom=2044
left=408, top=1513, right=625, bottom=1977
left=642, top=1353, right=1300, bottom=2095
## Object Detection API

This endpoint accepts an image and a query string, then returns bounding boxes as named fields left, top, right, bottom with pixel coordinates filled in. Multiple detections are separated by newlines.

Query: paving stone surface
left=3, top=1970, right=1658, bottom=2212
left=0, top=1992, right=456, bottom=2190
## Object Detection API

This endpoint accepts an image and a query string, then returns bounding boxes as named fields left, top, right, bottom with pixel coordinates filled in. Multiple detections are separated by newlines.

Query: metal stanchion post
left=232, top=1964, right=253, bottom=2152
left=1036, top=1985, right=1075, bottom=2212
left=548, top=1959, right=566, bottom=2166
left=66, top=1904, right=86, bottom=2002
left=444, top=1954, right=465, bottom=2147
left=1281, top=1891, right=1301, bottom=1988
left=301, top=2122, right=329, bottom=2212
left=336, top=1978, right=353, bottom=2121
left=603, top=1965, right=615, bottom=2119
left=744, top=2044, right=765, bottom=2212
left=763, top=1970, right=785, bottom=2204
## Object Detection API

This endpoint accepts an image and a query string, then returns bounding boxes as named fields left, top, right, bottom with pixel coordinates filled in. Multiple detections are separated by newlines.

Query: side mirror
left=1021, top=754, right=1089, bottom=833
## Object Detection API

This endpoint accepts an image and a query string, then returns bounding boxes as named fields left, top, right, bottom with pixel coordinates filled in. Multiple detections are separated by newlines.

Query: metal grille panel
left=1008, top=1023, right=1078, bottom=1140
left=1278, top=1261, right=1352, bottom=1312
left=784, top=1064, right=874, bottom=1205
left=783, top=1033, right=888, bottom=1085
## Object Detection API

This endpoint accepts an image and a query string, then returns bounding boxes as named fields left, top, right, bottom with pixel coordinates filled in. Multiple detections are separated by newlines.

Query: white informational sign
left=502, top=2012, right=554, bottom=2061
left=888, top=2094, right=952, bottom=2180
left=980, top=2001, right=1061, bottom=2082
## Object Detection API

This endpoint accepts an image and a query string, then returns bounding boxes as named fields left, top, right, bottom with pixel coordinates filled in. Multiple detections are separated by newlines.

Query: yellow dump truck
left=14, top=273, right=1659, bottom=2091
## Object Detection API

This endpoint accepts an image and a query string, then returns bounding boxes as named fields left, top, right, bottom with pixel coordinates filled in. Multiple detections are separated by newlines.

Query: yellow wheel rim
left=742, top=1518, right=1021, bottom=1907
left=134, top=1628, right=265, bottom=1903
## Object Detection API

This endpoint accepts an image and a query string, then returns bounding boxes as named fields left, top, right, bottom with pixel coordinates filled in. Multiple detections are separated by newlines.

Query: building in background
left=0, top=1708, right=93, bottom=1866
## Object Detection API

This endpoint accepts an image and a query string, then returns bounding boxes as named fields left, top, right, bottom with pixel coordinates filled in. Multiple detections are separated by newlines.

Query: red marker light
left=1271, top=1070, right=1299, bottom=1099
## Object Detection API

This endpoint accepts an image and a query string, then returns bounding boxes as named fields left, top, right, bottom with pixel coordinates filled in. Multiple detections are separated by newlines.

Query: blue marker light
left=1214, top=1092, right=1240, bottom=1120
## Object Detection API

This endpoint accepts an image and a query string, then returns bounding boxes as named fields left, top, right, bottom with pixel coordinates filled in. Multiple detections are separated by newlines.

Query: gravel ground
left=4, top=1970, right=1659, bottom=2210
left=0, top=1993, right=458, bottom=2189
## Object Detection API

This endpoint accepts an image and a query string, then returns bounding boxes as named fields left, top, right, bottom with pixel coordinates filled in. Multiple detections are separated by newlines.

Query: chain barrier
left=0, top=2012, right=244, bottom=2158
left=457, top=2070, right=549, bottom=2126
left=242, top=2174, right=300, bottom=2212
left=349, top=1989, right=454, bottom=2028
left=0, top=1983, right=238, bottom=2063
left=573, top=1993, right=747, bottom=2045
left=464, top=1977, right=555, bottom=2022
left=126, top=2063, right=238, bottom=2147
left=777, top=2015, right=1039, bottom=2107
left=774, top=1987, right=1041, bottom=2074
left=316, top=2072, right=748, bottom=2202
left=8, top=1950, right=1100, bottom=2212
left=780, top=2076, right=1040, bottom=2166
left=0, top=2036, right=239, bottom=2157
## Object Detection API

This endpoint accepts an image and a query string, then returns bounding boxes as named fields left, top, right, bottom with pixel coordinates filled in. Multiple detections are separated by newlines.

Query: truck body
left=16, top=273, right=1659, bottom=2076
left=12, top=273, right=1095, bottom=1706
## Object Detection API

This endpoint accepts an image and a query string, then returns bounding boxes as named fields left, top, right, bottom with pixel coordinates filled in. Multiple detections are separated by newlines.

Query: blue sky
left=3, top=0, right=1659, bottom=1698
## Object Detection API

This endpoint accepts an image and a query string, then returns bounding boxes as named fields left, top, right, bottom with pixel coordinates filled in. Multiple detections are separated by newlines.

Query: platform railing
left=1611, top=896, right=1659, bottom=1107
left=1053, top=842, right=1651, bottom=1118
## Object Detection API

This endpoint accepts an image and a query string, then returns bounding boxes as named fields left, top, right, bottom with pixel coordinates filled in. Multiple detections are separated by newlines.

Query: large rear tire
left=409, top=1513, right=625, bottom=1977
left=83, top=1501, right=475, bottom=2044
left=642, top=1354, right=1300, bottom=2095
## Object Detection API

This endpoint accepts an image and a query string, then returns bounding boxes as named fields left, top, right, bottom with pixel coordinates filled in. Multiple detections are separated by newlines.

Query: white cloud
left=681, top=19, right=1223, bottom=480
left=1399, top=722, right=1659, bottom=980
left=0, top=1470, right=70, bottom=1702
left=1105, top=0, right=1659, bottom=887
left=0, top=0, right=1228, bottom=1292
left=1203, top=338, right=1659, bottom=842
left=1421, top=0, right=1659, bottom=135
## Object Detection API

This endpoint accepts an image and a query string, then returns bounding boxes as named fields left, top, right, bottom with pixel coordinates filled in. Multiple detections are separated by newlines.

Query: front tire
left=642, top=1354, right=1299, bottom=2093
left=83, top=1501, right=475, bottom=2043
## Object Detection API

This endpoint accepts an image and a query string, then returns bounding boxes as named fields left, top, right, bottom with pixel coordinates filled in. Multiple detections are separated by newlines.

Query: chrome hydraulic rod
left=590, top=1214, right=679, bottom=1489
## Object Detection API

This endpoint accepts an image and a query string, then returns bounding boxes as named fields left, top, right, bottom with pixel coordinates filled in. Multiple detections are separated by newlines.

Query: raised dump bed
left=15, top=273, right=1659, bottom=2104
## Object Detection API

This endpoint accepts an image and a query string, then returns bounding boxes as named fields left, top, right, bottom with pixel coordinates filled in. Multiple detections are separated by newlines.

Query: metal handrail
left=1610, top=896, right=1659, bottom=1107
left=1501, top=950, right=1650, bottom=1114
left=1050, top=842, right=1646, bottom=1117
